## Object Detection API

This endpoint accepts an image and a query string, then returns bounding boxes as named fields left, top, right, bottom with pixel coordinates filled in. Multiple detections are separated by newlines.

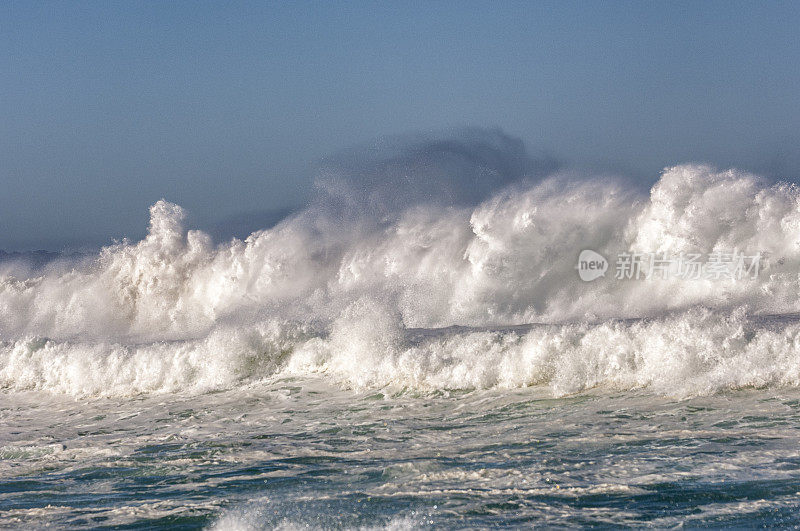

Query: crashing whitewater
left=3, top=163, right=800, bottom=398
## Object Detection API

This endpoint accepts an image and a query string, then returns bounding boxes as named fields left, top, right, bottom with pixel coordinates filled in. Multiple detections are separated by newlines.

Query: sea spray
left=3, top=164, right=800, bottom=396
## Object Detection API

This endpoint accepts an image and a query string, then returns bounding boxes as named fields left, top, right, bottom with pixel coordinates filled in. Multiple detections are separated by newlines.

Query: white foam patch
left=3, top=299, right=800, bottom=398
left=285, top=303, right=800, bottom=398
left=0, top=321, right=307, bottom=396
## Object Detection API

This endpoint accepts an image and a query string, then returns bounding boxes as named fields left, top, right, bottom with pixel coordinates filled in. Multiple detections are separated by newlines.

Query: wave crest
left=3, top=162, right=800, bottom=396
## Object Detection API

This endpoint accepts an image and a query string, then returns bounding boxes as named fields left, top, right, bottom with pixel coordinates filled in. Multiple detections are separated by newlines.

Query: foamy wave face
left=284, top=303, right=800, bottom=398
left=2, top=302, right=800, bottom=398
left=0, top=320, right=308, bottom=396
left=3, top=162, right=800, bottom=396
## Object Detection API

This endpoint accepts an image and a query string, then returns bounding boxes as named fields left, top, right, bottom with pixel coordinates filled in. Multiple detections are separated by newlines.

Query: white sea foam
left=3, top=164, right=800, bottom=397
left=2, top=302, right=800, bottom=398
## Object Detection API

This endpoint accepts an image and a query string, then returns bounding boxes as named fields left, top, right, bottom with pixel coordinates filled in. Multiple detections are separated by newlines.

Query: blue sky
left=2, top=1, right=799, bottom=250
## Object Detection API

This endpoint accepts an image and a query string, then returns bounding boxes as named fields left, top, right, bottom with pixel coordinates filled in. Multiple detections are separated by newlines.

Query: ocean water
left=4, top=378, right=800, bottom=528
left=4, top=160, right=800, bottom=528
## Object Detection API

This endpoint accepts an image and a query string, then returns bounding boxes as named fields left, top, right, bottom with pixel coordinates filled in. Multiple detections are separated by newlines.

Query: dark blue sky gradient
left=2, top=1, right=799, bottom=249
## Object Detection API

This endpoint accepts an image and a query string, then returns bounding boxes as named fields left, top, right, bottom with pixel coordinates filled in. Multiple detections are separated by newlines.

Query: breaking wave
left=3, top=134, right=800, bottom=397
left=3, top=305, right=800, bottom=398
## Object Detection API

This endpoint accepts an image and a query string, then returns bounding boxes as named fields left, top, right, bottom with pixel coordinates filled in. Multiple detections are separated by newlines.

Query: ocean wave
left=3, top=163, right=800, bottom=397
left=2, top=304, right=799, bottom=398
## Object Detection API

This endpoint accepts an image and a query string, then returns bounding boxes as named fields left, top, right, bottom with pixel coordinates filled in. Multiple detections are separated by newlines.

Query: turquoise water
left=3, top=380, right=800, bottom=529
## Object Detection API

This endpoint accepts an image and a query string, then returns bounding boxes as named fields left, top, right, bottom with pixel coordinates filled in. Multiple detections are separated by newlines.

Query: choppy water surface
left=3, top=381, right=800, bottom=529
